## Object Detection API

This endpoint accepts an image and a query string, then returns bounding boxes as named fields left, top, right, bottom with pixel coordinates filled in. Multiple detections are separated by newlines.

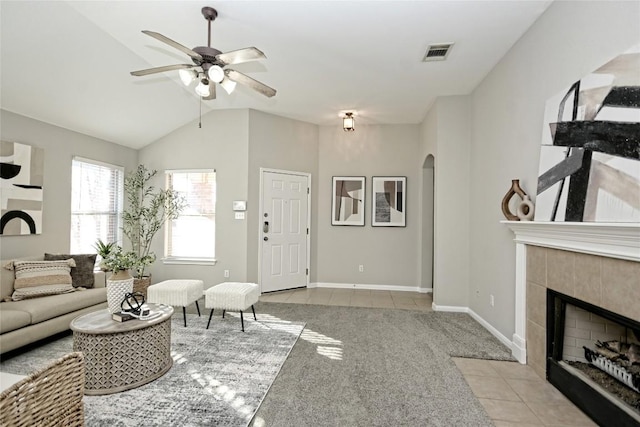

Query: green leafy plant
left=102, top=246, right=137, bottom=274
left=93, top=239, right=117, bottom=271
left=122, top=165, right=186, bottom=279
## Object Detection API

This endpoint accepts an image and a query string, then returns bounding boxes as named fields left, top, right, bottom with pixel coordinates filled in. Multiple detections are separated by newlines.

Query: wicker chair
left=0, top=352, right=85, bottom=427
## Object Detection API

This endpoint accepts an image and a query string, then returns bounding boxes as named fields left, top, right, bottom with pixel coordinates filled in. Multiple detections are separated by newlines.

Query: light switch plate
left=235, top=212, right=245, bottom=220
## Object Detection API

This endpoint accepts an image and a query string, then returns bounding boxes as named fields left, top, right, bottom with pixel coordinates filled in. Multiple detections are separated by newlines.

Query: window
left=164, top=170, right=216, bottom=263
left=70, top=157, right=124, bottom=254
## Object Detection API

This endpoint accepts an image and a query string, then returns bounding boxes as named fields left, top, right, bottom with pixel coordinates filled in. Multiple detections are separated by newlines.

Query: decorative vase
left=517, top=195, right=535, bottom=221
left=106, top=270, right=134, bottom=314
left=501, top=179, right=527, bottom=221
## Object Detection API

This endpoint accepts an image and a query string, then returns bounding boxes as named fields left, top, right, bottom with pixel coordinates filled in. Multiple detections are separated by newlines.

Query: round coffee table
left=70, top=303, right=174, bottom=395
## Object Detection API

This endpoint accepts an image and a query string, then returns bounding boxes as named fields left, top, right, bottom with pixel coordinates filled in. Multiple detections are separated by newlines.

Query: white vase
left=106, top=271, right=134, bottom=314
left=517, top=195, right=535, bottom=221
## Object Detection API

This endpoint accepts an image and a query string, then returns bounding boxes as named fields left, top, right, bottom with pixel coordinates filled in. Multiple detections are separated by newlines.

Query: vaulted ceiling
left=1, top=1, right=552, bottom=148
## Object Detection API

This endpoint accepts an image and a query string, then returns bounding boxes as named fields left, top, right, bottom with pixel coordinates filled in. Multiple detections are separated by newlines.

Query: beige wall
left=466, top=0, right=640, bottom=339
left=419, top=96, right=472, bottom=307
left=246, top=109, right=319, bottom=283
left=138, top=109, right=250, bottom=288
left=0, top=110, right=138, bottom=260
left=316, top=124, right=421, bottom=288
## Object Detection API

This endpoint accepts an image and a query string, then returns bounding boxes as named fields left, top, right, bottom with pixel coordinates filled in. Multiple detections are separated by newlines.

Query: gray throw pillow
left=44, top=253, right=97, bottom=288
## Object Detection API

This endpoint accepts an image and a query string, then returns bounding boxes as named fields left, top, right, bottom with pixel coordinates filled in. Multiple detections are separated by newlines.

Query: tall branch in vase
left=122, top=165, right=186, bottom=279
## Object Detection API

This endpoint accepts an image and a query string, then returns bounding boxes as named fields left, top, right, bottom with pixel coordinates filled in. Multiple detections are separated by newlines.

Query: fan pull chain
left=199, top=97, right=202, bottom=129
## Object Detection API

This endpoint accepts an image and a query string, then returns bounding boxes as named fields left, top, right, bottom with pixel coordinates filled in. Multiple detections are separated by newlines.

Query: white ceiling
left=1, top=1, right=552, bottom=149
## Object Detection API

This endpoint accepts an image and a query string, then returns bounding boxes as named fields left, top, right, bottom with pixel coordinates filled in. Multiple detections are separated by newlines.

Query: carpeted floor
left=0, top=312, right=304, bottom=427
left=250, top=302, right=514, bottom=426
left=2, top=301, right=514, bottom=426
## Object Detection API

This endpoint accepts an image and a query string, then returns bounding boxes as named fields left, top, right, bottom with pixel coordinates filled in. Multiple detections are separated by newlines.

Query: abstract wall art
left=535, top=44, right=640, bottom=222
left=372, top=176, right=406, bottom=227
left=1, top=141, right=44, bottom=235
left=332, top=176, right=365, bottom=226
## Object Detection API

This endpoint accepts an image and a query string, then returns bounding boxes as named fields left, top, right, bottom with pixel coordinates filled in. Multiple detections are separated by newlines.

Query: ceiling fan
left=130, top=6, right=276, bottom=100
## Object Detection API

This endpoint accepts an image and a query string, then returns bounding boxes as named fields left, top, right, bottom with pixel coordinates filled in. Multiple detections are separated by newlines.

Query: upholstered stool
left=205, top=282, right=259, bottom=332
left=147, top=279, right=203, bottom=327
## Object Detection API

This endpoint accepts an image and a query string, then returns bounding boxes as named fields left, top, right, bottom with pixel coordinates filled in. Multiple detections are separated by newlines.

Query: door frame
left=258, top=167, right=312, bottom=293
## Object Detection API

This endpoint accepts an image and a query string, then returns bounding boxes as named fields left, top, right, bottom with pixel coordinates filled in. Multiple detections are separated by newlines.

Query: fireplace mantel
left=502, top=220, right=640, bottom=363
left=502, top=221, right=640, bottom=262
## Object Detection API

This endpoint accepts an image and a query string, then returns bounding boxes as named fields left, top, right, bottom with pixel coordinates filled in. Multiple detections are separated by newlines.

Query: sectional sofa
left=0, top=256, right=107, bottom=355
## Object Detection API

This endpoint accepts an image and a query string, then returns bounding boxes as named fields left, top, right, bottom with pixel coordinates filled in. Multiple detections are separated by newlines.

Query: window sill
left=161, top=257, right=217, bottom=266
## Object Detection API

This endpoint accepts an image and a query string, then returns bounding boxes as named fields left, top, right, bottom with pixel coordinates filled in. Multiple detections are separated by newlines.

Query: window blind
left=70, top=157, right=124, bottom=254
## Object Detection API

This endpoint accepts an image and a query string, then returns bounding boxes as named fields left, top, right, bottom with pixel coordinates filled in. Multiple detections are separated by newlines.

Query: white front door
left=260, top=170, right=309, bottom=293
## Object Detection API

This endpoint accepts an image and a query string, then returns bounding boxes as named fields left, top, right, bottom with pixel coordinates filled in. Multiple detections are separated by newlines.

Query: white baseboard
left=310, top=282, right=432, bottom=293
left=511, top=333, right=527, bottom=364
left=467, top=309, right=514, bottom=353
left=431, top=303, right=468, bottom=312
left=432, top=304, right=514, bottom=355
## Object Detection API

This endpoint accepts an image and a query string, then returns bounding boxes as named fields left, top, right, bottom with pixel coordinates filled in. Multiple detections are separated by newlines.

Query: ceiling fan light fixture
left=343, top=112, right=355, bottom=132
left=220, top=76, right=237, bottom=94
left=195, top=79, right=211, bottom=97
left=178, top=69, right=197, bottom=86
left=207, top=65, right=225, bottom=83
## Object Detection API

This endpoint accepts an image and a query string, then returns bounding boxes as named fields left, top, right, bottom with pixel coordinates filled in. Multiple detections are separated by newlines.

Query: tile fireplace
left=546, top=289, right=639, bottom=426
left=505, top=221, right=640, bottom=426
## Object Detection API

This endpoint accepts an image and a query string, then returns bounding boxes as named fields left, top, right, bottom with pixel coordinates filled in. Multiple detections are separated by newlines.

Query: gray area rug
left=0, top=312, right=304, bottom=427
left=250, top=302, right=514, bottom=426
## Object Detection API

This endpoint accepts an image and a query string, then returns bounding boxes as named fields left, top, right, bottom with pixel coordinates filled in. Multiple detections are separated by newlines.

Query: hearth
left=547, top=289, right=640, bottom=427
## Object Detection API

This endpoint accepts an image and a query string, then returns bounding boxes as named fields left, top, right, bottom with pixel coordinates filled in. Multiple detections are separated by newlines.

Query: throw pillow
left=4, top=259, right=76, bottom=301
left=44, top=253, right=97, bottom=288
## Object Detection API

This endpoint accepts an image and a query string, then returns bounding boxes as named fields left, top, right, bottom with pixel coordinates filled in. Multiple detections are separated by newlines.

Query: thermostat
left=233, top=200, right=247, bottom=211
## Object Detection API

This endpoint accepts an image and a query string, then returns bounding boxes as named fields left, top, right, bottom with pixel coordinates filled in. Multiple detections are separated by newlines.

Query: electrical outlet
left=224, top=269, right=230, bottom=278
left=490, top=294, right=495, bottom=307
left=358, top=265, right=364, bottom=273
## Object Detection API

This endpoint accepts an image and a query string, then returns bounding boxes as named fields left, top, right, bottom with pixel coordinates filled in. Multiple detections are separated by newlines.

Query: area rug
left=250, top=302, right=513, bottom=426
left=0, top=312, right=304, bottom=427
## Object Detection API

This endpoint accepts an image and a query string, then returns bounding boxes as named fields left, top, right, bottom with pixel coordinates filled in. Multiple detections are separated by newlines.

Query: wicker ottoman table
left=70, top=304, right=173, bottom=395
left=205, top=282, right=259, bottom=332
left=147, top=279, right=203, bottom=327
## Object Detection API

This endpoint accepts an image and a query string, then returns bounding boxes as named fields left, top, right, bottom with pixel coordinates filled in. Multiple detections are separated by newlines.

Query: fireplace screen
left=546, top=289, right=640, bottom=426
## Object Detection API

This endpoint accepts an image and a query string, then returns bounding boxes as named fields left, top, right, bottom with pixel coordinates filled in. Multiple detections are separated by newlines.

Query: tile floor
left=259, top=286, right=433, bottom=310
left=260, top=287, right=598, bottom=427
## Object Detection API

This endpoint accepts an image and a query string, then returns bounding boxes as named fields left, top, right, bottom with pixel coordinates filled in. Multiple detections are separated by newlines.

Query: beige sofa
left=0, top=256, right=107, bottom=355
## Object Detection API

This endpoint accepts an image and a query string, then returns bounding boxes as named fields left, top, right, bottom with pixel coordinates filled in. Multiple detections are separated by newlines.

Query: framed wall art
left=1, top=141, right=44, bottom=235
left=535, top=44, right=640, bottom=222
left=372, top=176, right=406, bottom=227
left=331, top=176, right=365, bottom=226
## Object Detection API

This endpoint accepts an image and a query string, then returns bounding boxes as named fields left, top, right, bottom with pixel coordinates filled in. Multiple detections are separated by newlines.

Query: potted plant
left=122, top=165, right=185, bottom=293
left=93, top=239, right=116, bottom=271
left=102, top=246, right=137, bottom=313
left=102, top=246, right=136, bottom=280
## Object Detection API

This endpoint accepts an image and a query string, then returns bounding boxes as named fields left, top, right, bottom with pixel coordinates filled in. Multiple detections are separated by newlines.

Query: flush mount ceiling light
left=342, top=112, right=355, bottom=132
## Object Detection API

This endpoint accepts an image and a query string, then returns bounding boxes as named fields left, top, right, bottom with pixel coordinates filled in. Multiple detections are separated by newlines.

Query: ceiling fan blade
left=202, top=83, right=216, bottom=100
left=226, top=69, right=276, bottom=98
left=216, top=47, right=266, bottom=66
left=142, top=30, right=202, bottom=61
left=130, top=64, right=195, bottom=77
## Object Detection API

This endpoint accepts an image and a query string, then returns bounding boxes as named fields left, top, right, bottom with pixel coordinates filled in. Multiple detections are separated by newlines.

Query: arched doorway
left=421, top=155, right=435, bottom=294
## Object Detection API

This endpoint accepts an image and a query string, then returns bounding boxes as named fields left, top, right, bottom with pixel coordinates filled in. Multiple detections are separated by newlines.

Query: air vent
left=422, top=43, right=454, bottom=62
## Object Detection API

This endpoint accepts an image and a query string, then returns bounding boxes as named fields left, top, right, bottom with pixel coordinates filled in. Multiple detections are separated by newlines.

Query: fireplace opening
left=546, top=289, right=640, bottom=427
